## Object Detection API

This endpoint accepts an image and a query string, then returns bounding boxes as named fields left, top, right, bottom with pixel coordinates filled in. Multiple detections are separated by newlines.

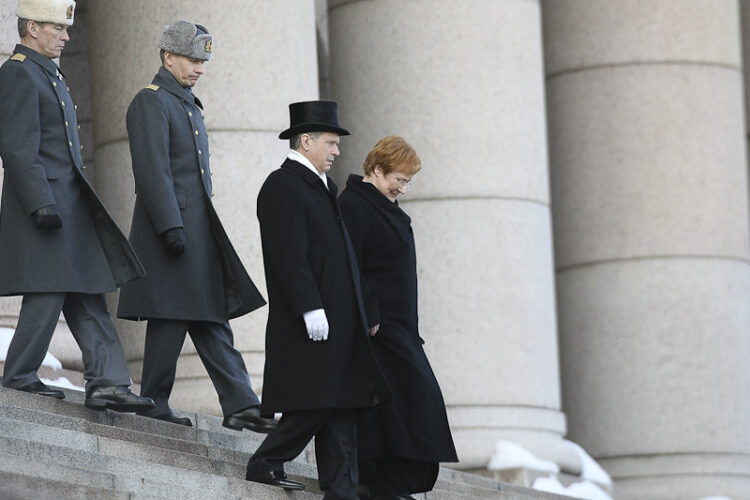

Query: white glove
left=303, top=309, right=329, bottom=341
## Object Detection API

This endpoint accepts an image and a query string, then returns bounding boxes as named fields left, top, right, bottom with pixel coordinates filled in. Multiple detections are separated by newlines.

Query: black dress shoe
left=150, top=412, right=193, bottom=426
left=16, top=381, right=65, bottom=399
left=223, top=406, right=276, bottom=433
left=245, top=469, right=305, bottom=491
left=85, top=386, right=155, bottom=412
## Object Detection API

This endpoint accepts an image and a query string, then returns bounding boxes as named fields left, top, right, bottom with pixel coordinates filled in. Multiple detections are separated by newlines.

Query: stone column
left=544, top=1, right=750, bottom=498
left=328, top=0, right=575, bottom=471
left=87, top=0, right=318, bottom=414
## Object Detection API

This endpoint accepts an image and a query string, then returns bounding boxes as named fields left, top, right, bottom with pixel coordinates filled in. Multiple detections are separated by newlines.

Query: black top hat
left=278, top=100, right=351, bottom=140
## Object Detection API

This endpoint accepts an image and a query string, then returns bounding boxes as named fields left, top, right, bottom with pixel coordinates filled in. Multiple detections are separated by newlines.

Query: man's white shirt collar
left=288, top=149, right=328, bottom=189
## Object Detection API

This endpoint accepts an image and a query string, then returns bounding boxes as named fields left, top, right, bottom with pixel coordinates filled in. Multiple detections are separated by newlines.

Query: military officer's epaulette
left=145, top=84, right=160, bottom=91
left=10, top=53, right=26, bottom=62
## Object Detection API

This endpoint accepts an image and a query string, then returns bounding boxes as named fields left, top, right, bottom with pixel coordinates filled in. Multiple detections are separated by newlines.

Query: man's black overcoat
left=117, top=68, right=265, bottom=322
left=0, top=45, right=145, bottom=295
left=339, top=174, right=458, bottom=464
left=256, top=159, right=389, bottom=415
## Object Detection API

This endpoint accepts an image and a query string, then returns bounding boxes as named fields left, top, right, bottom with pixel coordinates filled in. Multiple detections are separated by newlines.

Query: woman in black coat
left=339, top=136, right=458, bottom=500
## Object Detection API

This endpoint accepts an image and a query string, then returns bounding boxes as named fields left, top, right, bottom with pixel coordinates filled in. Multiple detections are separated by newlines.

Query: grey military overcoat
left=0, top=45, right=145, bottom=295
left=117, top=68, right=265, bottom=322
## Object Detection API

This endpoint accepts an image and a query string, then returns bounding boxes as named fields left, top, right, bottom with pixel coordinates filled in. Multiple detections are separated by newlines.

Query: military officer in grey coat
left=117, top=20, right=272, bottom=431
left=0, top=0, right=154, bottom=413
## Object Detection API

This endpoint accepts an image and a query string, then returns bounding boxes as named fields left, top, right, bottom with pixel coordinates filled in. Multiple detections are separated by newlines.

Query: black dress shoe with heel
left=85, top=385, right=155, bottom=412
left=245, top=469, right=305, bottom=491
left=222, top=406, right=276, bottom=433
left=15, top=381, right=65, bottom=399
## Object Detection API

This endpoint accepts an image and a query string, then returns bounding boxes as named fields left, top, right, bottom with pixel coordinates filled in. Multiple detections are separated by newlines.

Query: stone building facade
left=0, top=1, right=748, bottom=498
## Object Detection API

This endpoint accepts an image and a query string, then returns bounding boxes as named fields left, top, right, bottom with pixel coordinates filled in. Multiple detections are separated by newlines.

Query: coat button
left=80, top=145, right=83, bottom=150
left=68, top=141, right=72, bottom=146
left=188, top=112, right=193, bottom=117
left=65, top=121, right=69, bottom=126
left=194, top=130, right=199, bottom=136
left=198, top=149, right=202, bottom=155
left=74, top=104, right=77, bottom=110
left=201, top=168, right=205, bottom=174
left=77, top=125, right=80, bottom=130
left=61, top=101, right=65, bottom=106
left=52, top=82, right=57, bottom=87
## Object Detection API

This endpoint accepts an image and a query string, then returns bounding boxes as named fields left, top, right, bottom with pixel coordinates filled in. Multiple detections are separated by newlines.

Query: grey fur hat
left=159, top=20, right=212, bottom=61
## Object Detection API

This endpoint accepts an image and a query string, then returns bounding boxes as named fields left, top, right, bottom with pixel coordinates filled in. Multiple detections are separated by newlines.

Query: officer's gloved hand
left=31, top=204, right=62, bottom=229
left=161, top=227, right=185, bottom=256
left=303, top=308, right=329, bottom=341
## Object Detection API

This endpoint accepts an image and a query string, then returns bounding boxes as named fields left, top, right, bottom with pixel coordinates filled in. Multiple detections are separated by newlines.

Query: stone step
left=0, top=411, right=509, bottom=500
left=0, top=382, right=566, bottom=499
left=0, top=470, right=130, bottom=500
left=0, top=437, right=319, bottom=500
left=0, top=391, right=518, bottom=498
left=0, top=384, right=307, bottom=463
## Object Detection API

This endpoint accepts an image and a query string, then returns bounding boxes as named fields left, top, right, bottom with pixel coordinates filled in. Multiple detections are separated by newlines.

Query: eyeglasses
left=390, top=173, right=413, bottom=189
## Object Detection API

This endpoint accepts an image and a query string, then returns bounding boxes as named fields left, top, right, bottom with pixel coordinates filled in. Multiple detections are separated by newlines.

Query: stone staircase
left=0, top=383, right=568, bottom=500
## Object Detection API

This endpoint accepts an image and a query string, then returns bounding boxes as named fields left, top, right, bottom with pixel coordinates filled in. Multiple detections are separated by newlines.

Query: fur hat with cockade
left=159, top=20, right=213, bottom=61
left=16, top=0, right=76, bottom=26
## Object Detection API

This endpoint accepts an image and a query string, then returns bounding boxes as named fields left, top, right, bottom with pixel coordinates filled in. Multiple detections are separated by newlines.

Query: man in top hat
left=0, top=0, right=154, bottom=413
left=246, top=100, right=390, bottom=499
left=117, top=20, right=274, bottom=432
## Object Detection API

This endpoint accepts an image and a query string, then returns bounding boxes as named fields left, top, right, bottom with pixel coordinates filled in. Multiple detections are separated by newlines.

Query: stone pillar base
left=601, top=454, right=750, bottom=500
left=448, top=405, right=578, bottom=473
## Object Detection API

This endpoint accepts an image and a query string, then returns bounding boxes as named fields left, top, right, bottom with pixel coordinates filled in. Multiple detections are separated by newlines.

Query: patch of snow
left=566, top=440, right=613, bottom=486
left=487, top=440, right=560, bottom=473
left=0, top=327, right=62, bottom=370
left=533, top=475, right=613, bottom=500
left=0, top=327, right=13, bottom=362
left=40, top=377, right=84, bottom=392
left=41, top=351, right=63, bottom=371
left=697, top=497, right=734, bottom=500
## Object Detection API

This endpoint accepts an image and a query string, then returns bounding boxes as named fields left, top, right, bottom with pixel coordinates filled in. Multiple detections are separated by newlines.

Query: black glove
left=31, top=204, right=62, bottom=229
left=161, top=227, right=185, bottom=256
left=161, top=227, right=185, bottom=255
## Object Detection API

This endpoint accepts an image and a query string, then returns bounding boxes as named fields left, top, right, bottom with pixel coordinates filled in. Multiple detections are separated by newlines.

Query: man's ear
left=27, top=20, right=39, bottom=38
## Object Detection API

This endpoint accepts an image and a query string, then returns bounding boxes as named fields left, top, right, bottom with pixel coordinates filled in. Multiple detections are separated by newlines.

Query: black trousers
left=247, top=408, right=358, bottom=500
left=2, top=293, right=131, bottom=391
left=139, top=318, right=260, bottom=417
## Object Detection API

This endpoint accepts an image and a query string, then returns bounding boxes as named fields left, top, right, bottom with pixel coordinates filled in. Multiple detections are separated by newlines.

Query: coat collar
left=152, top=66, right=203, bottom=109
left=345, top=174, right=411, bottom=225
left=13, top=44, right=65, bottom=79
left=282, top=158, right=338, bottom=198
